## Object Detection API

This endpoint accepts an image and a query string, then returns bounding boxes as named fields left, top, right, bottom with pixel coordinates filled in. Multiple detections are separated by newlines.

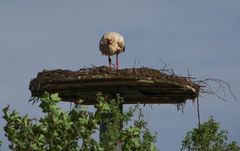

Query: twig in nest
left=176, top=102, right=185, bottom=113
left=196, top=78, right=237, bottom=102
left=156, top=57, right=176, bottom=75
left=28, top=97, right=39, bottom=105
left=157, top=57, right=168, bottom=70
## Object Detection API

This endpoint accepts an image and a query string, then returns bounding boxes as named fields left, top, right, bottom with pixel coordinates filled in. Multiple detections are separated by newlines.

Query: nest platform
left=29, top=66, right=200, bottom=105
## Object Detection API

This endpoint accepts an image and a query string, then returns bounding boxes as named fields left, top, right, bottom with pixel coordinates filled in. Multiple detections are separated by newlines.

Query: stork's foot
left=108, top=63, right=117, bottom=69
left=107, top=63, right=118, bottom=69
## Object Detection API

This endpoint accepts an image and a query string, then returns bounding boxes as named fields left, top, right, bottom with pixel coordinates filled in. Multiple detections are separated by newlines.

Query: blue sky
left=0, top=1, right=240, bottom=150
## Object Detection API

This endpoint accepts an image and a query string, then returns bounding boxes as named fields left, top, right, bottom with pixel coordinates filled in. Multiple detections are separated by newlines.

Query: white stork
left=99, top=32, right=125, bottom=69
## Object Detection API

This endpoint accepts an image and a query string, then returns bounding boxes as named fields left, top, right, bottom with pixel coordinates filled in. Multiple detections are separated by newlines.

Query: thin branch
left=196, top=78, right=237, bottom=102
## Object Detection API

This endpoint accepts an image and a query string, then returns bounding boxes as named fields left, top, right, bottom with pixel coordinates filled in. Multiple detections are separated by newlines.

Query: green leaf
left=50, top=93, right=61, bottom=102
left=150, top=142, right=158, bottom=151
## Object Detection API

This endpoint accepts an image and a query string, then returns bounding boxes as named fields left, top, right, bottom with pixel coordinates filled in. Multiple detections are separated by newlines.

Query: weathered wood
left=30, top=69, right=200, bottom=105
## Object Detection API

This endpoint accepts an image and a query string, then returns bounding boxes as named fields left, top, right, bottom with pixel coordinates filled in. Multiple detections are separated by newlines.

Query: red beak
left=106, top=39, right=112, bottom=44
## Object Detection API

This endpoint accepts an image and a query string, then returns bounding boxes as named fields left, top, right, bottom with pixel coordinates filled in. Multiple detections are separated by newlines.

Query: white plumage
left=99, top=32, right=125, bottom=69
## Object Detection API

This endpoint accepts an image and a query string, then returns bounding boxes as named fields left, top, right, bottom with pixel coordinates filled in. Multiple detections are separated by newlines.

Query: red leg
left=116, top=53, right=119, bottom=69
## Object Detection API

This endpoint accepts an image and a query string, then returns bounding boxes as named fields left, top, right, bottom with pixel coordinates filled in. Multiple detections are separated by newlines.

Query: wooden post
left=100, top=104, right=123, bottom=151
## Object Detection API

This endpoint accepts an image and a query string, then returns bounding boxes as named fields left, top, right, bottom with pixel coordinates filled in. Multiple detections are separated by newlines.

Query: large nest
left=29, top=66, right=201, bottom=105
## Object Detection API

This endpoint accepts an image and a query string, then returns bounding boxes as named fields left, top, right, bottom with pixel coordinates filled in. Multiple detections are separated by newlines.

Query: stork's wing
left=118, top=41, right=125, bottom=52
left=99, top=38, right=108, bottom=55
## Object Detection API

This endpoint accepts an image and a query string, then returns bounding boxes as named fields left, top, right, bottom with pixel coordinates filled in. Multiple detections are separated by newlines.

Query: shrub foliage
left=181, top=117, right=240, bottom=151
left=2, top=92, right=158, bottom=151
